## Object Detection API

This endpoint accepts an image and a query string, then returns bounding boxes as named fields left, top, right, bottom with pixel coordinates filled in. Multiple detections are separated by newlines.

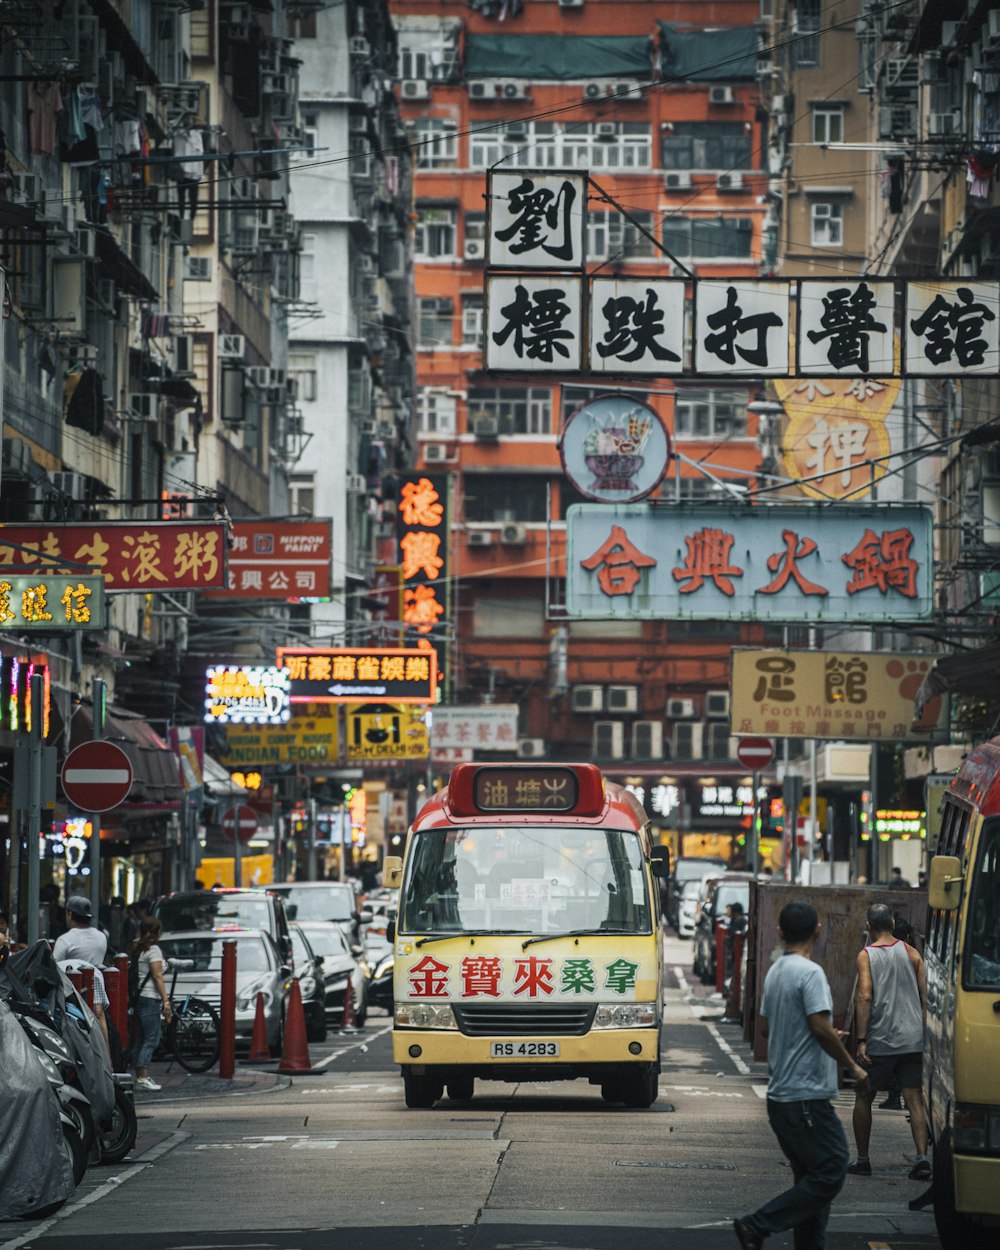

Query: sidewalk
left=134, top=1059, right=290, bottom=1101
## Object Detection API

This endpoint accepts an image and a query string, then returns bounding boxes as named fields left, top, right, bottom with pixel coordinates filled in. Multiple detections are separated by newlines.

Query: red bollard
left=66, top=970, right=83, bottom=999
left=219, top=939, right=237, bottom=1079
left=80, top=965, right=95, bottom=1009
left=340, top=981, right=358, bottom=1033
left=714, top=921, right=727, bottom=994
left=114, top=954, right=129, bottom=1040
left=724, top=931, right=745, bottom=1022
left=103, top=967, right=121, bottom=1036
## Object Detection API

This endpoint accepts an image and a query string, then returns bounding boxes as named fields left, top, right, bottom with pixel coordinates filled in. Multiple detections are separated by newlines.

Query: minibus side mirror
left=383, top=856, right=403, bottom=889
left=649, top=846, right=670, bottom=878
left=928, top=855, right=963, bottom=910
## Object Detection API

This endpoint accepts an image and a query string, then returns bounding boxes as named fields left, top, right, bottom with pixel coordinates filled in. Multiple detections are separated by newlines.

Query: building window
left=705, top=722, right=732, bottom=761
left=465, top=474, right=549, bottom=523
left=288, top=352, right=317, bottom=402
left=674, top=389, right=749, bottom=439
left=662, top=216, right=753, bottom=260
left=414, top=207, right=456, bottom=258
left=348, top=365, right=370, bottom=414
left=299, top=233, right=317, bottom=302
left=811, top=202, right=843, bottom=247
left=417, top=297, right=453, bottom=348
left=472, top=593, right=546, bottom=639
left=417, top=389, right=457, bottom=433
left=462, top=294, right=483, bottom=347
left=397, top=24, right=460, bottom=81
left=661, top=122, right=753, bottom=170
left=796, top=0, right=821, bottom=67
left=464, top=211, right=486, bottom=245
left=297, top=111, right=319, bottom=159
left=468, top=122, right=650, bottom=170
left=410, top=118, right=457, bottom=168
left=467, top=386, right=551, bottom=435
left=586, top=211, right=655, bottom=260
left=659, top=477, right=749, bottom=502
left=812, top=106, right=843, bottom=144
left=289, top=475, right=316, bottom=515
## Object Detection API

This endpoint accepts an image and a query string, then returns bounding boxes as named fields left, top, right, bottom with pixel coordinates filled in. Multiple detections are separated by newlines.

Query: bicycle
left=163, top=959, right=220, bottom=1073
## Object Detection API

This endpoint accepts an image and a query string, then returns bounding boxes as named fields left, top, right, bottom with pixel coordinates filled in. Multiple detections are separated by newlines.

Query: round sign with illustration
left=559, top=393, right=670, bottom=504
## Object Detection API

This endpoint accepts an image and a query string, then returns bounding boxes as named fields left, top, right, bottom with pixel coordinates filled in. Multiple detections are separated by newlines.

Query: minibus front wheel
left=932, top=1129, right=982, bottom=1250
left=403, top=1069, right=443, bottom=1108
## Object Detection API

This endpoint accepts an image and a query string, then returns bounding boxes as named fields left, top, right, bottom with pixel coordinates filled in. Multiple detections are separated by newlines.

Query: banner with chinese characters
left=211, top=703, right=339, bottom=767
left=0, top=522, right=227, bottom=590
left=346, top=703, right=429, bottom=761
left=396, top=473, right=449, bottom=688
left=203, top=519, right=331, bottom=599
left=482, top=176, right=1000, bottom=377
left=431, top=705, right=519, bottom=751
left=276, top=647, right=438, bottom=705
left=0, top=574, right=104, bottom=629
left=566, top=505, right=934, bottom=623
left=730, top=649, right=949, bottom=741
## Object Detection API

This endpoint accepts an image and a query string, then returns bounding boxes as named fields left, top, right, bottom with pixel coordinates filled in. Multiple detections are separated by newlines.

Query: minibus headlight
left=394, top=1003, right=458, bottom=1030
left=593, top=1002, right=658, bottom=1029
left=954, top=1103, right=1000, bottom=1153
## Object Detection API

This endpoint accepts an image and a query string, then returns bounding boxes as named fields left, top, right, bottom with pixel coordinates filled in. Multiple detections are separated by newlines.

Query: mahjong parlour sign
left=276, top=647, right=438, bottom=705
left=560, top=394, right=670, bottom=504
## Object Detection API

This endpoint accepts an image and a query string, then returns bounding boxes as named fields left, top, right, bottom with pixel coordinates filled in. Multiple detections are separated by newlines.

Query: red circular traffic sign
left=61, top=740, right=134, bottom=813
left=222, top=805, right=258, bottom=844
left=736, top=737, right=775, bottom=770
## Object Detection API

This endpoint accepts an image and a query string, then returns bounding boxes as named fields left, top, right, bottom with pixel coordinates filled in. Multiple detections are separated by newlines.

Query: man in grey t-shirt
left=52, top=895, right=108, bottom=967
left=734, top=902, right=867, bottom=1250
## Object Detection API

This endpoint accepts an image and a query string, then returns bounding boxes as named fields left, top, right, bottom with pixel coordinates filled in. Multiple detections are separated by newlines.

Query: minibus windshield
left=400, top=826, right=651, bottom=935
left=966, top=815, right=1000, bottom=989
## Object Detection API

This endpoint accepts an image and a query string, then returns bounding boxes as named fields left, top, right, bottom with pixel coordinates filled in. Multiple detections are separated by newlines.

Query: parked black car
left=294, top=921, right=369, bottom=1026
left=666, top=856, right=728, bottom=931
left=154, top=889, right=294, bottom=966
left=289, top=923, right=328, bottom=1043
left=692, top=873, right=754, bottom=986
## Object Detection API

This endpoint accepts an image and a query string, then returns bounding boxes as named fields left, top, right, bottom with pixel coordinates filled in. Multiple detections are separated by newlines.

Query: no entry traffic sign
left=62, top=741, right=134, bottom=813
left=222, top=805, right=258, bottom=844
left=736, top=737, right=775, bottom=770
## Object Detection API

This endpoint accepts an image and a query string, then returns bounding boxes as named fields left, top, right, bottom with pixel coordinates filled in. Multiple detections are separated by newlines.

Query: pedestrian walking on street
left=847, top=902, right=930, bottom=1180
left=733, top=901, right=868, bottom=1250
left=53, top=895, right=108, bottom=966
left=130, top=917, right=172, bottom=1091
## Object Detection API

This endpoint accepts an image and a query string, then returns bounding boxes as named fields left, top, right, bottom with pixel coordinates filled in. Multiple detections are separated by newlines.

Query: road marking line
left=672, top=965, right=751, bottom=1075
left=311, top=1021, right=392, bottom=1068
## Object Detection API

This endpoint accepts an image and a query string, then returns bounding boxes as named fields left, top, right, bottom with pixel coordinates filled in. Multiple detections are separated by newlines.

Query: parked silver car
left=159, top=931, right=290, bottom=1054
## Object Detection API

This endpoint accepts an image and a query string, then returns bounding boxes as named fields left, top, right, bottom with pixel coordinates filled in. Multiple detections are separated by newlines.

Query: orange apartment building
left=391, top=0, right=787, bottom=856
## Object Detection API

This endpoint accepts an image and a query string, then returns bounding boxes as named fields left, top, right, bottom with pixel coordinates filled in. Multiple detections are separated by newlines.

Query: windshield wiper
left=414, top=929, right=527, bottom=948
left=521, top=928, right=633, bottom=950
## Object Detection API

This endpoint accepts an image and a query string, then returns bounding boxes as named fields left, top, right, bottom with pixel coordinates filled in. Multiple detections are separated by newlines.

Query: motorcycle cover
left=0, top=998, right=75, bottom=1218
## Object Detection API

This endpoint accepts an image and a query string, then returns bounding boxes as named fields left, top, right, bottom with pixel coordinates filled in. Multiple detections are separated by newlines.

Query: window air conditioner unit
left=219, top=333, right=245, bottom=359
left=716, top=172, right=745, bottom=191
left=174, top=334, right=193, bottom=374
left=467, top=530, right=493, bottom=547
left=401, top=79, right=430, bottom=100
left=572, top=685, right=604, bottom=713
left=517, top=737, right=546, bottom=759
left=350, top=36, right=369, bottom=57
left=709, top=85, right=735, bottom=105
left=267, top=367, right=286, bottom=389
left=928, top=112, right=957, bottom=136
left=74, top=225, right=97, bottom=259
left=664, top=172, right=693, bottom=190
left=464, top=239, right=484, bottom=260
left=501, top=521, right=527, bottom=545
left=502, top=81, right=530, bottom=99
left=559, top=0, right=584, bottom=8
left=632, top=720, right=664, bottom=761
left=505, top=121, right=527, bottom=138
left=673, top=721, right=703, bottom=760
left=606, top=684, right=639, bottom=713
left=186, top=256, right=211, bottom=280
left=706, top=690, right=731, bottom=718
left=52, top=471, right=86, bottom=499
left=468, top=80, right=494, bottom=99
left=246, top=365, right=270, bottom=388
left=127, top=393, right=157, bottom=420
left=596, top=122, right=617, bottom=136
left=473, top=415, right=499, bottom=439
left=424, top=442, right=454, bottom=463
left=345, top=474, right=367, bottom=493
left=666, top=697, right=695, bottom=718
left=592, top=721, right=625, bottom=761
left=583, top=81, right=603, bottom=100
left=360, top=419, right=377, bottom=436
left=608, top=82, right=634, bottom=99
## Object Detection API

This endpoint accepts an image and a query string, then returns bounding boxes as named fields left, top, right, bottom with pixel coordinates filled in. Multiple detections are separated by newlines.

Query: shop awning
left=465, top=34, right=652, bottom=80
left=658, top=23, right=759, bottom=81
left=95, top=227, right=158, bottom=302
left=71, top=706, right=182, bottom=812
left=913, top=642, right=1000, bottom=717
left=202, top=753, right=250, bottom=800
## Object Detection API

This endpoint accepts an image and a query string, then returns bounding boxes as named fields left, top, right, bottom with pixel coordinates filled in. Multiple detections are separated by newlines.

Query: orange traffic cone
left=340, top=981, right=358, bottom=1034
left=277, top=978, right=312, bottom=1073
left=247, top=992, right=270, bottom=1062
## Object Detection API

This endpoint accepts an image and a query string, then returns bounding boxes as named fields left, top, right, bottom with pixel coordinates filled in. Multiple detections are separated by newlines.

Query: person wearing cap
left=53, top=895, right=108, bottom=967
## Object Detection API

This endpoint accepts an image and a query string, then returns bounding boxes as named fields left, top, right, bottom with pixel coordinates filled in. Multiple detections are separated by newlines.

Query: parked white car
left=677, top=879, right=705, bottom=938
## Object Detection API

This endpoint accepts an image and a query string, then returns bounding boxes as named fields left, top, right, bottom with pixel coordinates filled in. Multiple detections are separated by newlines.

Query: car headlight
left=394, top=1003, right=458, bottom=1030
left=593, top=1002, right=658, bottom=1029
left=237, top=981, right=274, bottom=1012
left=298, top=975, right=316, bottom=999
left=374, top=956, right=394, bottom=980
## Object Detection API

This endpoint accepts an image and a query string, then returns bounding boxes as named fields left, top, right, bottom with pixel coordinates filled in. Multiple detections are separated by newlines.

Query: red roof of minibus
left=410, top=764, right=647, bottom=831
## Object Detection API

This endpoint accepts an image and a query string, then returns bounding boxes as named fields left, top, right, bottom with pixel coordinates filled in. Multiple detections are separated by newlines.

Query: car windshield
left=271, top=886, right=355, bottom=922
left=715, top=883, right=750, bottom=913
left=966, top=816, right=1000, bottom=989
left=299, top=925, right=352, bottom=959
left=400, top=826, right=652, bottom=935
left=160, top=935, right=272, bottom=974
left=156, top=894, right=273, bottom=934
left=675, top=859, right=726, bottom=885
left=682, top=880, right=704, bottom=900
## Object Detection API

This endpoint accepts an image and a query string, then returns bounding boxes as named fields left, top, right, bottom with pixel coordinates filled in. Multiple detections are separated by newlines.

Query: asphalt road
left=1, top=933, right=940, bottom=1250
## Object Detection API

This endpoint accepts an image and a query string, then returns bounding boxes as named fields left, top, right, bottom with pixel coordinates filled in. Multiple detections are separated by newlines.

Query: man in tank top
left=847, top=902, right=930, bottom=1180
